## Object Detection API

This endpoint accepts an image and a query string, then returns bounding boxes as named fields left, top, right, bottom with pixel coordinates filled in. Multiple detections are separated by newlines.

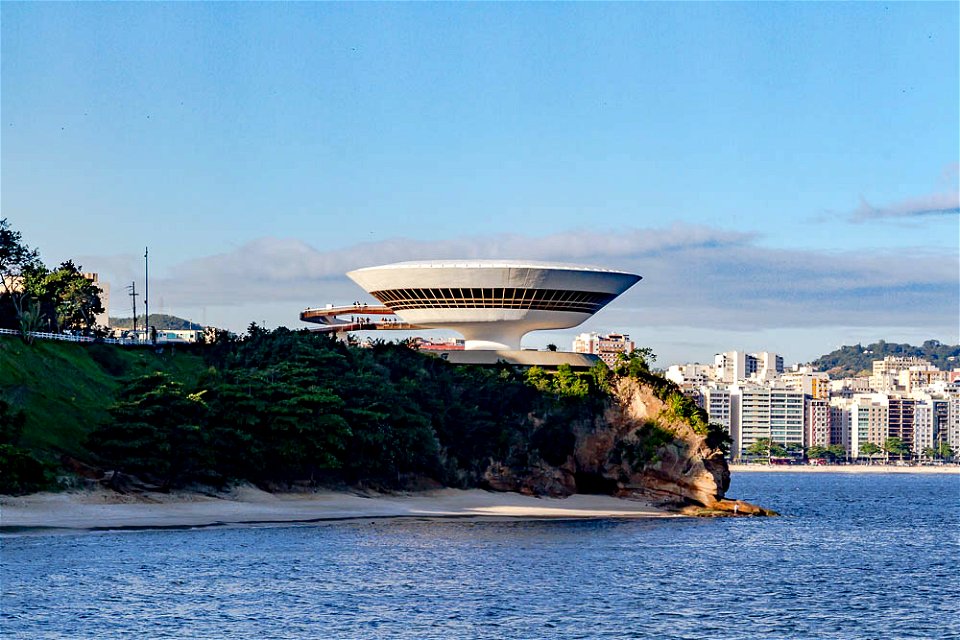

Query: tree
left=546, top=343, right=558, bottom=352
left=826, top=444, right=847, bottom=462
left=769, top=441, right=788, bottom=457
left=747, top=437, right=771, bottom=459
left=806, top=445, right=828, bottom=460
left=883, top=437, right=909, bottom=462
left=935, top=442, right=954, bottom=461
left=0, top=399, right=51, bottom=494
left=614, top=347, right=657, bottom=378
left=87, top=373, right=210, bottom=489
left=859, top=441, right=883, bottom=464
left=32, top=261, right=104, bottom=334
left=0, top=218, right=42, bottom=330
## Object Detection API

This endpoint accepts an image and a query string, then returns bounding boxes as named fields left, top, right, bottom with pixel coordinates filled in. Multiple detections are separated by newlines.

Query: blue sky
left=2, top=2, right=957, bottom=364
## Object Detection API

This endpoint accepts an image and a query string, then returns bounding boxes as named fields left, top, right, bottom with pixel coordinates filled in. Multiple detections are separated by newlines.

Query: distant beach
left=730, top=464, right=960, bottom=474
left=0, top=487, right=676, bottom=533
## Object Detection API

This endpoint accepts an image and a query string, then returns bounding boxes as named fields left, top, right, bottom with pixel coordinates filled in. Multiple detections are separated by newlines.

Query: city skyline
left=3, top=3, right=958, bottom=364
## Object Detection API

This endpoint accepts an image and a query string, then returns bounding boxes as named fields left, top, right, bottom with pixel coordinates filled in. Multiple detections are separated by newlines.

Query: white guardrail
left=0, top=327, right=139, bottom=345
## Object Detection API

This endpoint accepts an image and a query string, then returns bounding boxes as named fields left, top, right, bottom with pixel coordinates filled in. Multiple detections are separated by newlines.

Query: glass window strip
left=369, top=288, right=616, bottom=313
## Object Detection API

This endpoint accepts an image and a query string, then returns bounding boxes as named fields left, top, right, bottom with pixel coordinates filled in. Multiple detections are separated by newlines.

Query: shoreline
left=730, top=464, right=960, bottom=474
left=0, top=486, right=678, bottom=534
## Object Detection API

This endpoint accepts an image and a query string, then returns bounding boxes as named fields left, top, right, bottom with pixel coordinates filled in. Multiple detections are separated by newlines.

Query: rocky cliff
left=483, top=377, right=772, bottom=515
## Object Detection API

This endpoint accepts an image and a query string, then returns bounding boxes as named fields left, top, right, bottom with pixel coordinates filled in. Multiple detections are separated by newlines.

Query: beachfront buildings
left=669, top=351, right=960, bottom=460
left=806, top=398, right=831, bottom=449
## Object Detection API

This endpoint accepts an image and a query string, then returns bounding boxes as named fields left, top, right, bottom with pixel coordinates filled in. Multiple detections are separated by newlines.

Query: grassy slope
left=0, top=336, right=205, bottom=461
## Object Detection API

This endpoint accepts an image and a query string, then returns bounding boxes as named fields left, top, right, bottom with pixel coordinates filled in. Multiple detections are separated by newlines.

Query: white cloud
left=851, top=164, right=960, bottom=221
left=851, top=191, right=959, bottom=221
left=123, top=224, right=958, bottom=335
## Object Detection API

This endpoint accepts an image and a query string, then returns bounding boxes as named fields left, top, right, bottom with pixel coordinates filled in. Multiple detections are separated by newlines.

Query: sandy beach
left=0, top=486, right=676, bottom=532
left=730, top=464, right=960, bottom=474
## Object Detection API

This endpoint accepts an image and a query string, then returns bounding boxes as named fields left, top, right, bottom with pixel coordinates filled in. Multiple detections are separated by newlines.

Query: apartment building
left=781, top=366, right=830, bottom=400
left=948, top=393, right=960, bottom=450
left=701, top=386, right=733, bottom=440
left=912, top=398, right=949, bottom=456
left=572, top=332, right=635, bottom=367
left=806, top=398, right=832, bottom=448
left=714, top=351, right=784, bottom=384
left=886, top=397, right=915, bottom=451
left=849, top=394, right=889, bottom=458
left=830, top=399, right=853, bottom=452
left=870, top=356, right=933, bottom=393
left=666, top=363, right=714, bottom=387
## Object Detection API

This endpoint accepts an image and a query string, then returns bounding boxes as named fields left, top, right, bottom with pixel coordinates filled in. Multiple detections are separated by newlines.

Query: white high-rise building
left=729, top=385, right=804, bottom=458
left=755, top=352, right=785, bottom=382
left=849, top=394, right=889, bottom=459
left=947, top=393, right=960, bottom=452
left=770, top=388, right=805, bottom=448
left=715, top=351, right=751, bottom=384
left=912, top=399, right=949, bottom=457
left=714, top=351, right=783, bottom=384
left=733, top=386, right=771, bottom=457
left=701, top=386, right=733, bottom=437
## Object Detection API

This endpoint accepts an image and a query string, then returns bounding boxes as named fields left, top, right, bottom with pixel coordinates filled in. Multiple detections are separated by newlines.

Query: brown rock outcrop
left=482, top=376, right=766, bottom=513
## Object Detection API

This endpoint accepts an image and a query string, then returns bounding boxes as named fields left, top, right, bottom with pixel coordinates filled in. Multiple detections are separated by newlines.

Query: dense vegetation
left=0, top=328, right=724, bottom=495
left=0, top=218, right=105, bottom=338
left=811, top=339, right=960, bottom=377
left=86, top=328, right=616, bottom=491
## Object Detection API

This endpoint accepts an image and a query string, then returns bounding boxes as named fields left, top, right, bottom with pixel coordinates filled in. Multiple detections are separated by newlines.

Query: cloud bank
left=143, top=224, right=958, bottom=332
left=851, top=191, right=959, bottom=221
left=851, top=164, right=960, bottom=222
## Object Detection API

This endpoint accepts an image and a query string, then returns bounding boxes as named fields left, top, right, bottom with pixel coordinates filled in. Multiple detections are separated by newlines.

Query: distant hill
left=109, top=314, right=202, bottom=330
left=811, top=340, right=960, bottom=378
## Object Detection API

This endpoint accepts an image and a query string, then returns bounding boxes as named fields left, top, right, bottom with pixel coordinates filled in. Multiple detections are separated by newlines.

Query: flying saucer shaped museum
left=347, top=260, right=641, bottom=351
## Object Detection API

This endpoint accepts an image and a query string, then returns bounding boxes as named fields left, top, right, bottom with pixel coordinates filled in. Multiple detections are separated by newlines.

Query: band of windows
left=369, top=288, right=618, bottom=313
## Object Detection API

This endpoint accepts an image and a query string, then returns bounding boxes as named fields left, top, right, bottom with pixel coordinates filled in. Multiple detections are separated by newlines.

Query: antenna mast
left=144, top=247, right=150, bottom=343
left=128, top=282, right=139, bottom=335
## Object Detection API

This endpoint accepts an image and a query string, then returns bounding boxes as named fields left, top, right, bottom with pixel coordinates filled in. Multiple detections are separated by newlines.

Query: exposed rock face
left=483, top=377, right=735, bottom=509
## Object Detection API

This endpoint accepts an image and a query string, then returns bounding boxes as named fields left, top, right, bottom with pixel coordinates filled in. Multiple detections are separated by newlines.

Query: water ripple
left=2, top=473, right=959, bottom=639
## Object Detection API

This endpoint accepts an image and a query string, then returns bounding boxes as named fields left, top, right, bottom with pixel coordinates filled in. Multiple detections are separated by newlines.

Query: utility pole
left=144, top=246, right=150, bottom=344
left=128, top=282, right=139, bottom=336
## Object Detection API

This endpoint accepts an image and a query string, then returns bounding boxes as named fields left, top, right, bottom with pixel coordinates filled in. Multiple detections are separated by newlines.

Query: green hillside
left=811, top=339, right=960, bottom=377
left=0, top=336, right=204, bottom=461
left=109, top=314, right=203, bottom=330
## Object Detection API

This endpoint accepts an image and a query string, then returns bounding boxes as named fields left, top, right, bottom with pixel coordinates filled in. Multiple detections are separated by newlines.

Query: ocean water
left=2, top=473, right=959, bottom=639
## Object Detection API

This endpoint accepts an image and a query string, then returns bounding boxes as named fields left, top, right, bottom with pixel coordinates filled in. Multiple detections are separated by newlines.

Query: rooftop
left=350, top=260, right=639, bottom=277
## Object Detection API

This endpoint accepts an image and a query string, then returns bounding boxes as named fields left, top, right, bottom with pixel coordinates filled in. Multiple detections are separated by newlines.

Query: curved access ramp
left=299, top=304, right=424, bottom=333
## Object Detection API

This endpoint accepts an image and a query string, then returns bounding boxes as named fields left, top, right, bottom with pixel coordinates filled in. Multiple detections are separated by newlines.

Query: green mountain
left=109, top=314, right=203, bottom=330
left=811, top=340, right=960, bottom=378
